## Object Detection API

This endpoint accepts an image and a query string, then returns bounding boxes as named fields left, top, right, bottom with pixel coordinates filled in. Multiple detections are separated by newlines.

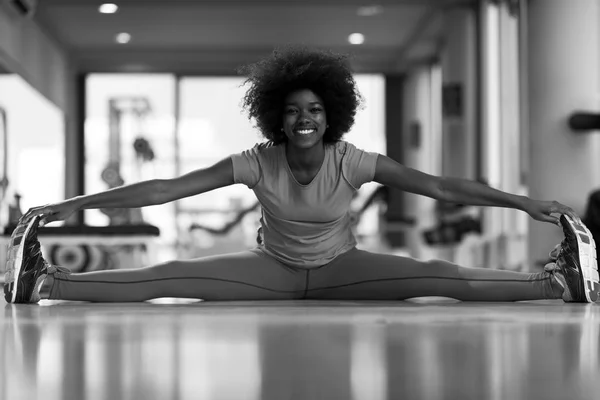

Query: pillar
left=440, top=6, right=478, bottom=182
left=526, top=0, right=600, bottom=264
left=402, top=65, right=442, bottom=260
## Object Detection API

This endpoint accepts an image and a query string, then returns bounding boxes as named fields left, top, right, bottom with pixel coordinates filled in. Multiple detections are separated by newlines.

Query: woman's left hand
left=522, top=198, right=579, bottom=225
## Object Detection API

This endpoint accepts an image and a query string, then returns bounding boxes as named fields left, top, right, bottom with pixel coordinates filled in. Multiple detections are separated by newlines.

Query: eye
left=310, top=107, right=322, bottom=113
left=285, top=108, right=298, bottom=114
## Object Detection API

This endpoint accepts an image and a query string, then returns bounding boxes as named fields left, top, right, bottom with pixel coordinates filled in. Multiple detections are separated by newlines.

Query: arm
left=23, top=157, right=235, bottom=225
left=373, top=154, right=577, bottom=224
left=79, top=157, right=234, bottom=208
left=154, top=157, right=235, bottom=204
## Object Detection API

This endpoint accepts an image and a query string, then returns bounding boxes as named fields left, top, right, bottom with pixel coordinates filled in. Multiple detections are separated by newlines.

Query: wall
left=0, top=5, right=79, bottom=205
left=0, top=6, right=70, bottom=111
left=0, top=75, right=65, bottom=214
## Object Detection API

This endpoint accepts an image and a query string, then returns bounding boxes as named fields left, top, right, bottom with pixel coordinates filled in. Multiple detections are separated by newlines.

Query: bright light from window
left=99, top=3, right=118, bottom=14
left=357, top=5, right=383, bottom=17
left=115, top=32, right=131, bottom=44
left=348, top=33, right=365, bottom=45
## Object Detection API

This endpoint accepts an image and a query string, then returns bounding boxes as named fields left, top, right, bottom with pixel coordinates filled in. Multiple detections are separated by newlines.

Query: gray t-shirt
left=231, top=140, right=379, bottom=268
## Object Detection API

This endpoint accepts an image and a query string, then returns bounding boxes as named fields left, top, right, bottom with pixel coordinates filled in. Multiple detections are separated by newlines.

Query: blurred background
left=1, top=0, right=600, bottom=275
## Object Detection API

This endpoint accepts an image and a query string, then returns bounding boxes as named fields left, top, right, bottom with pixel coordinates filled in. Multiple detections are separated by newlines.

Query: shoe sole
left=562, top=215, right=599, bottom=302
left=4, top=216, right=39, bottom=303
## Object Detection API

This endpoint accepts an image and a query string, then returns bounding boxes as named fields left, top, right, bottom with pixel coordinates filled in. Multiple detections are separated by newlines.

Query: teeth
left=297, top=129, right=315, bottom=135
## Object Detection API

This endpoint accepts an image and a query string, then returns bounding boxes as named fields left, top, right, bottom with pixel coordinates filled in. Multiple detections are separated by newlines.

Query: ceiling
left=35, top=0, right=475, bottom=75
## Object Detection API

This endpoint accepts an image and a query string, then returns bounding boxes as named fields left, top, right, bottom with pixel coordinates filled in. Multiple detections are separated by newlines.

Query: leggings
left=46, top=247, right=561, bottom=302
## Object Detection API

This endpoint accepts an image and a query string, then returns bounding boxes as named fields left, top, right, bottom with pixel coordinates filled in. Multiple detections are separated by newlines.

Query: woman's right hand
left=20, top=197, right=83, bottom=227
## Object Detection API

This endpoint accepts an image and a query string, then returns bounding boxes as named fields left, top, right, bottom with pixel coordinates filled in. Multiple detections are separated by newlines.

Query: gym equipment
left=568, top=111, right=600, bottom=131
left=423, top=200, right=483, bottom=246
left=100, top=97, right=154, bottom=225
left=0, top=224, right=160, bottom=279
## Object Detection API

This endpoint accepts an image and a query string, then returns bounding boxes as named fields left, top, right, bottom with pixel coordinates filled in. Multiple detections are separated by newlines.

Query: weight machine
left=100, top=97, right=155, bottom=225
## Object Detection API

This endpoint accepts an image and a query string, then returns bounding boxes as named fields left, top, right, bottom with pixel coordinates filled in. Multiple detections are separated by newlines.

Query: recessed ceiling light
left=115, top=32, right=131, bottom=44
left=357, top=5, right=383, bottom=17
left=348, top=33, right=365, bottom=45
left=99, top=3, right=119, bottom=14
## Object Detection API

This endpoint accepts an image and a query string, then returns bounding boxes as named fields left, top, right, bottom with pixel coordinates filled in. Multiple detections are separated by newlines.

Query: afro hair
left=238, top=46, right=363, bottom=144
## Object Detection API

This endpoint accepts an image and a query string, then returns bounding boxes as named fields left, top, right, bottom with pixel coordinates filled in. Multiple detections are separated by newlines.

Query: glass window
left=84, top=74, right=385, bottom=259
left=177, top=75, right=386, bottom=255
left=0, top=74, right=65, bottom=226
left=85, top=74, right=177, bottom=258
left=177, top=76, right=265, bottom=257
left=178, top=76, right=261, bottom=213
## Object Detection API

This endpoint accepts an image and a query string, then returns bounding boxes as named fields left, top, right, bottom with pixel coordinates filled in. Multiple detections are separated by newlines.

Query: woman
left=4, top=47, right=598, bottom=304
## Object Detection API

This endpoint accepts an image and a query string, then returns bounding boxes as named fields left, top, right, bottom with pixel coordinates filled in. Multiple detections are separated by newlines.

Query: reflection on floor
left=1, top=298, right=599, bottom=400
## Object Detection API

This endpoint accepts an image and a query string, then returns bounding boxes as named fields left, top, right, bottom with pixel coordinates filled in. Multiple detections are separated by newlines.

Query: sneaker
left=549, top=243, right=561, bottom=261
left=4, top=215, right=49, bottom=303
left=547, top=214, right=599, bottom=303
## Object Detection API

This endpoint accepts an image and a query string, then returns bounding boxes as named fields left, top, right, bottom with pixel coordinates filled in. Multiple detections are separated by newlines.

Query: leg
left=47, top=249, right=307, bottom=302
left=306, top=248, right=561, bottom=301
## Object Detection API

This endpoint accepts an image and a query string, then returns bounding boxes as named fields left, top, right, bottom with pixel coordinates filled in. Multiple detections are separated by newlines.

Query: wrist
left=516, top=195, right=531, bottom=211
left=70, top=196, right=86, bottom=210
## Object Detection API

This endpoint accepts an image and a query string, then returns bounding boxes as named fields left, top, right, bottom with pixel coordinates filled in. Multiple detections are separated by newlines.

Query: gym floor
left=1, top=298, right=598, bottom=400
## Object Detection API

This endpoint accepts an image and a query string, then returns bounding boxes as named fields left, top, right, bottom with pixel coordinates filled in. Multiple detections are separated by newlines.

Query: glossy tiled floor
left=1, top=298, right=599, bottom=400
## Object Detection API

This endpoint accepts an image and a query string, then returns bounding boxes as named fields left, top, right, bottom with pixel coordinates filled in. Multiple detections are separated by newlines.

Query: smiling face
left=282, top=89, right=327, bottom=149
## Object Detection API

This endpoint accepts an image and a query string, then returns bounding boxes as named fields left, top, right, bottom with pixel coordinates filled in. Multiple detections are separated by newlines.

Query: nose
left=298, top=112, right=311, bottom=123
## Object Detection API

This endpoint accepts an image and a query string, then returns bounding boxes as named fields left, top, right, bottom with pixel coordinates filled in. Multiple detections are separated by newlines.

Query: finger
left=539, top=214, right=560, bottom=225
left=39, top=213, right=57, bottom=227
left=549, top=203, right=578, bottom=222
left=20, top=209, right=34, bottom=222
left=568, top=212, right=580, bottom=222
left=28, top=211, right=53, bottom=226
left=20, top=212, right=34, bottom=224
left=560, top=208, right=579, bottom=222
left=39, top=208, right=55, bottom=218
left=23, top=207, right=46, bottom=222
left=41, top=213, right=60, bottom=226
left=27, top=211, right=45, bottom=223
left=39, top=218, right=53, bottom=227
